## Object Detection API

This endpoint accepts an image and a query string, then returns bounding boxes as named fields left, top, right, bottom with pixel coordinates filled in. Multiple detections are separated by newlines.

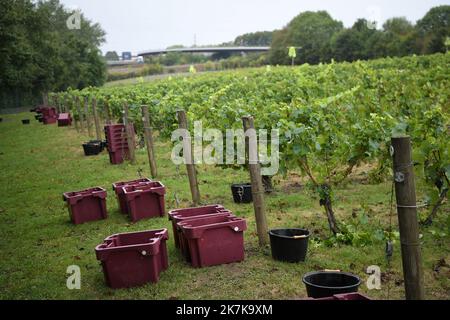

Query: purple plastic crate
left=112, top=178, right=152, bottom=214
left=168, top=205, right=229, bottom=248
left=108, top=149, right=131, bottom=165
left=63, top=187, right=108, bottom=225
left=313, top=293, right=371, bottom=300
left=123, top=181, right=166, bottom=222
left=178, top=215, right=247, bottom=268
left=58, top=113, right=72, bottom=126
left=95, top=229, right=169, bottom=289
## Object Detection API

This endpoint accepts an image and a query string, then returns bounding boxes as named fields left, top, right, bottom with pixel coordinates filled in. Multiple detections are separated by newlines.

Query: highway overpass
left=138, top=46, right=270, bottom=57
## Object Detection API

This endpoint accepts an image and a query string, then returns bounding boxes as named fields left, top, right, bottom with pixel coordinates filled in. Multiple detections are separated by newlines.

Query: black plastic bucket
left=302, top=271, right=361, bottom=298
left=22, top=119, right=30, bottom=125
left=231, top=183, right=252, bottom=203
left=88, top=140, right=105, bottom=151
left=101, top=140, right=108, bottom=151
left=82, top=141, right=103, bottom=156
left=269, top=229, right=310, bottom=262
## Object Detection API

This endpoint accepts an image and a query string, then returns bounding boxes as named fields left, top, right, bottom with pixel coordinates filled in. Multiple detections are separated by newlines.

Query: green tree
left=416, top=5, right=450, bottom=53
left=35, top=0, right=106, bottom=90
left=332, top=17, right=420, bottom=61
left=331, top=19, right=379, bottom=62
left=105, top=51, right=119, bottom=61
left=0, top=0, right=106, bottom=109
left=234, top=31, right=273, bottom=46
left=384, top=17, right=414, bottom=36
left=269, top=11, right=343, bottom=65
left=0, top=0, right=39, bottom=107
left=268, top=29, right=290, bottom=64
left=331, top=29, right=364, bottom=62
left=382, top=17, right=416, bottom=56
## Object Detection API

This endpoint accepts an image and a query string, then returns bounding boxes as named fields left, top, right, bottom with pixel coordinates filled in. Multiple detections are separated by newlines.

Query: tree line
left=143, top=5, right=449, bottom=68
left=269, top=6, right=450, bottom=65
left=1, top=2, right=448, bottom=109
left=0, top=0, right=106, bottom=109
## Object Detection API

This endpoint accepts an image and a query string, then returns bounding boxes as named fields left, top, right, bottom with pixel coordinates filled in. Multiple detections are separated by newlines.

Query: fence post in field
left=62, top=95, right=67, bottom=113
left=242, top=116, right=269, bottom=246
left=142, top=105, right=158, bottom=178
left=71, top=96, right=79, bottom=132
left=54, top=95, right=59, bottom=113
left=50, top=94, right=54, bottom=107
left=42, top=92, right=48, bottom=106
left=62, top=96, right=66, bottom=113
left=59, top=95, right=63, bottom=113
left=76, top=96, right=85, bottom=133
left=84, top=96, right=93, bottom=137
left=177, top=110, right=201, bottom=206
left=104, top=100, right=112, bottom=125
left=391, top=136, right=425, bottom=300
left=123, top=103, right=136, bottom=164
left=92, top=97, right=102, bottom=141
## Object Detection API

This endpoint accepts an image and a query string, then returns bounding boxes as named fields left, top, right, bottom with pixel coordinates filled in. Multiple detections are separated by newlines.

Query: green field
left=0, top=112, right=448, bottom=300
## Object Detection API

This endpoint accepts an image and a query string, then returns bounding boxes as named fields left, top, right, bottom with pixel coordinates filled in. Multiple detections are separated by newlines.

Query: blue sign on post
left=122, top=52, right=132, bottom=61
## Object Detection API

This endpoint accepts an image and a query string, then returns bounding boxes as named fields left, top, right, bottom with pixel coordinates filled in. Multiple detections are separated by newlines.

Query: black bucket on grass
left=231, top=183, right=252, bottom=203
left=302, top=271, right=361, bottom=298
left=269, top=229, right=310, bottom=262
left=22, top=119, right=30, bottom=125
left=82, top=140, right=103, bottom=156
left=101, top=140, right=108, bottom=151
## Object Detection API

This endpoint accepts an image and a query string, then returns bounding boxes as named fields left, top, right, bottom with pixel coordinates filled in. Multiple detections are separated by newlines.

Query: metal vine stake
left=137, top=168, right=143, bottom=179
left=386, top=179, right=395, bottom=300
left=237, top=186, right=244, bottom=203
left=174, top=192, right=180, bottom=207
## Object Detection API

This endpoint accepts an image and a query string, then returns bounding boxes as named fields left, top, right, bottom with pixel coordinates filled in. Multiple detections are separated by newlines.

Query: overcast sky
left=60, top=0, right=450, bottom=55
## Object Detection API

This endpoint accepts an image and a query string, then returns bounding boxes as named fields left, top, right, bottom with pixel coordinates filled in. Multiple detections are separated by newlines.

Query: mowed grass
left=0, top=112, right=448, bottom=300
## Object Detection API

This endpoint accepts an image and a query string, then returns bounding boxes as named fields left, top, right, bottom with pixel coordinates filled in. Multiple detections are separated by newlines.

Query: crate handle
left=324, top=269, right=341, bottom=272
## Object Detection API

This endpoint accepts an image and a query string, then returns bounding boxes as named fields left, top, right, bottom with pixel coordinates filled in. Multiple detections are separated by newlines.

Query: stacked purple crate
left=104, top=124, right=135, bottom=164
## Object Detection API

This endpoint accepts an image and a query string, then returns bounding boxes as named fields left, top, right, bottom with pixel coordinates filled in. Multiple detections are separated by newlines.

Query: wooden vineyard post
left=59, top=97, right=63, bottom=113
left=42, top=92, right=48, bottom=106
left=92, top=97, right=102, bottom=141
left=142, top=105, right=158, bottom=178
left=242, top=116, right=269, bottom=246
left=61, top=95, right=67, bottom=113
left=177, top=110, right=200, bottom=206
left=123, top=103, right=136, bottom=164
left=84, top=96, right=93, bottom=137
left=54, top=95, right=60, bottom=113
left=104, top=100, right=112, bottom=125
left=64, top=96, right=68, bottom=113
left=58, top=96, right=63, bottom=113
left=76, top=97, right=85, bottom=133
left=71, top=96, right=79, bottom=132
left=391, top=136, right=425, bottom=300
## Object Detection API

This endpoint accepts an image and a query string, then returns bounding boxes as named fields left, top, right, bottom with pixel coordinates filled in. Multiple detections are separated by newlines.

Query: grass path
left=0, top=113, right=448, bottom=299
